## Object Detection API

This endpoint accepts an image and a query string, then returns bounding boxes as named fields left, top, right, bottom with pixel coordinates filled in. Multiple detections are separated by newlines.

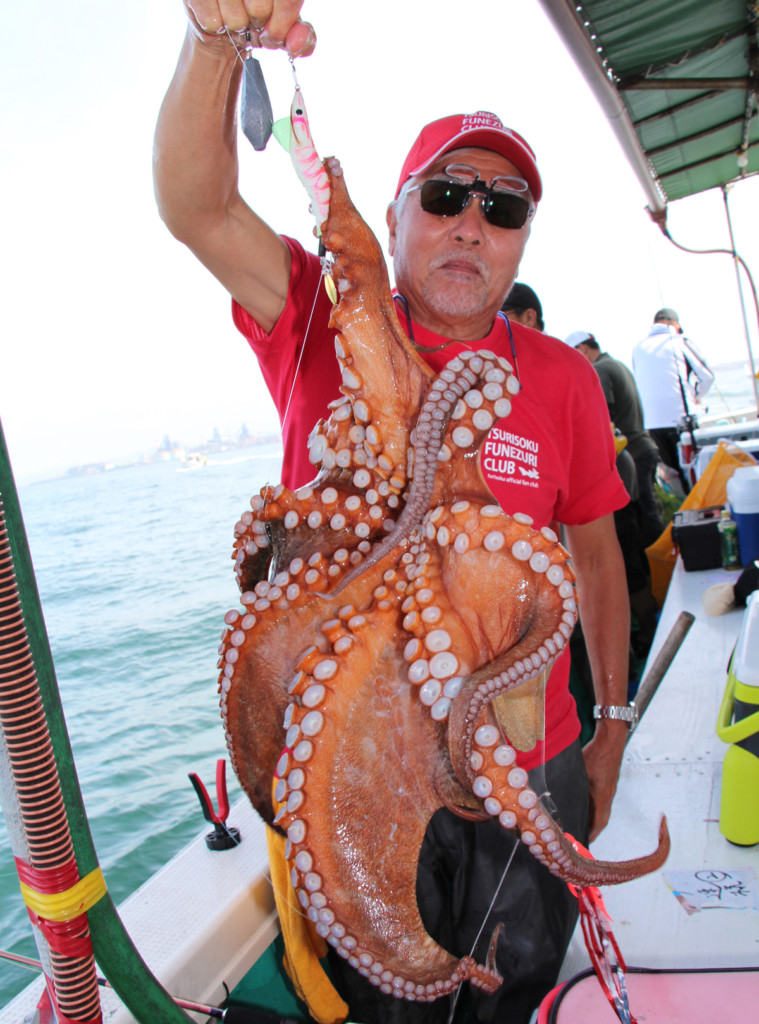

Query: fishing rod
left=0, top=949, right=301, bottom=1024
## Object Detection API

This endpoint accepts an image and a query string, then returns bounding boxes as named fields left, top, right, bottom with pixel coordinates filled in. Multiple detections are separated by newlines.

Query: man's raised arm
left=153, top=1, right=315, bottom=332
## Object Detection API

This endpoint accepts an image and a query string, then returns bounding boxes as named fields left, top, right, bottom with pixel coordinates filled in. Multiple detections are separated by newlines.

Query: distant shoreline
left=26, top=433, right=284, bottom=487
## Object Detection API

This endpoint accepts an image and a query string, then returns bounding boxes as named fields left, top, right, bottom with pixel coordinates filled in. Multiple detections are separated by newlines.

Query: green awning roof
left=540, top=0, right=759, bottom=205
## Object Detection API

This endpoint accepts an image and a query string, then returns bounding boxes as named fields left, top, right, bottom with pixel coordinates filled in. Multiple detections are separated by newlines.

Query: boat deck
left=559, top=559, right=759, bottom=981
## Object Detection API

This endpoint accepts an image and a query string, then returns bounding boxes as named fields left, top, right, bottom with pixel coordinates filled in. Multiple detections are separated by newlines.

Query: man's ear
left=523, top=308, right=539, bottom=330
left=386, top=201, right=398, bottom=257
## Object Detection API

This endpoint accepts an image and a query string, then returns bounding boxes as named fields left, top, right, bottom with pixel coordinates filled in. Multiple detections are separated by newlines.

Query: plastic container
left=727, top=465, right=759, bottom=566
left=695, top=438, right=759, bottom=479
left=539, top=966, right=759, bottom=1023
left=716, top=591, right=759, bottom=845
left=671, top=506, right=723, bottom=571
left=678, top=430, right=696, bottom=489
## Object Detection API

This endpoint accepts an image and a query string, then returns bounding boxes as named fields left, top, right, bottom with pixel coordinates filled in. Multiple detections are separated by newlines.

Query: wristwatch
left=593, top=703, right=639, bottom=727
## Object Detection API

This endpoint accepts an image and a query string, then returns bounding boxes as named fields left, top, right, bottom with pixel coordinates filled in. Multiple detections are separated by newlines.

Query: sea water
left=0, top=444, right=284, bottom=1006
left=0, top=361, right=757, bottom=1006
left=701, top=360, right=759, bottom=420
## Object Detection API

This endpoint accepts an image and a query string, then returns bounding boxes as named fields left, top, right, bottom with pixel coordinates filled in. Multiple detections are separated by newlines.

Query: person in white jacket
left=632, top=307, right=714, bottom=491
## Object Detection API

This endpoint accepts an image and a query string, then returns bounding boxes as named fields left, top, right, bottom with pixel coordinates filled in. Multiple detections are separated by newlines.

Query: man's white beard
left=422, top=278, right=490, bottom=321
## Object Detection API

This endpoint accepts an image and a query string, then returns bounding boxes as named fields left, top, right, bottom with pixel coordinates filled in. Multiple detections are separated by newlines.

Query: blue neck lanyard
left=393, top=294, right=520, bottom=384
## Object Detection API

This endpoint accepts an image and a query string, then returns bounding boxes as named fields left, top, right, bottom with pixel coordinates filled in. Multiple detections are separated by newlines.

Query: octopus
left=216, top=158, right=669, bottom=1003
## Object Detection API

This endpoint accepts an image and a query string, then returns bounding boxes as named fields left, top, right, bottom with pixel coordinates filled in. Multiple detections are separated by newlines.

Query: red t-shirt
left=233, top=237, right=628, bottom=769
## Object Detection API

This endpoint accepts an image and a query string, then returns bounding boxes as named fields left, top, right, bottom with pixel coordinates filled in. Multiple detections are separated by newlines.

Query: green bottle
left=719, top=509, right=741, bottom=569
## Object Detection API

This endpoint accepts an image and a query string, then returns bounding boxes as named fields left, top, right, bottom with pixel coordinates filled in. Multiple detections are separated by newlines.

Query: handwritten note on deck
left=663, top=868, right=758, bottom=915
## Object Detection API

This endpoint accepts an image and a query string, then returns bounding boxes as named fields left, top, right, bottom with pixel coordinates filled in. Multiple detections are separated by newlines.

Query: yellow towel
left=266, top=821, right=349, bottom=1024
left=611, top=423, right=628, bottom=456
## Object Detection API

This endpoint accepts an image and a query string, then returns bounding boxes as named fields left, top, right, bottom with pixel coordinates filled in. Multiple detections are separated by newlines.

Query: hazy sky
left=2, top=1, right=758, bottom=484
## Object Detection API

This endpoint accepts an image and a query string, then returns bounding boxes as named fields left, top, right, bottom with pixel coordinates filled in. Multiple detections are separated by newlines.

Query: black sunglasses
left=410, top=178, right=534, bottom=230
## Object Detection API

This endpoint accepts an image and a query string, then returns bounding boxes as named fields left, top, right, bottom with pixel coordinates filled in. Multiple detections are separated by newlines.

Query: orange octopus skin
left=217, top=160, right=669, bottom=1002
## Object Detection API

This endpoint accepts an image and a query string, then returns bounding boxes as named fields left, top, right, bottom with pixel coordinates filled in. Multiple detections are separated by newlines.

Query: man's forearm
left=153, top=30, right=243, bottom=245
left=565, top=515, right=630, bottom=838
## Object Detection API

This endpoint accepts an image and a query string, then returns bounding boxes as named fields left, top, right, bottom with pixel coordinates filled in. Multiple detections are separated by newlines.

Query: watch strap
left=593, top=703, right=639, bottom=726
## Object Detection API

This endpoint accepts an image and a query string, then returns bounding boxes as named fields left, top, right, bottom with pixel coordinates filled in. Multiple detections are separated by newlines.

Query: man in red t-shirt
left=154, top=5, right=632, bottom=1022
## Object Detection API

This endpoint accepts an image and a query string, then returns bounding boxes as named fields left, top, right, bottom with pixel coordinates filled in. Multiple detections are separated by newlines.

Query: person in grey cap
left=632, top=309, right=714, bottom=492
left=501, top=281, right=545, bottom=331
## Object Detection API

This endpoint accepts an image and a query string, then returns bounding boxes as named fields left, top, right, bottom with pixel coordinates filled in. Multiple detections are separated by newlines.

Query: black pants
left=649, top=427, right=690, bottom=494
left=633, top=448, right=664, bottom=547
left=327, top=741, right=590, bottom=1024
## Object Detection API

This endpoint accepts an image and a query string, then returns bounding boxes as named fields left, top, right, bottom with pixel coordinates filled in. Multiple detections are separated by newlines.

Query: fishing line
left=467, top=838, right=518, bottom=960
left=446, top=838, right=519, bottom=1024
left=0, top=949, right=41, bottom=977
left=218, top=819, right=243, bottom=847
left=663, top=233, right=758, bottom=298
left=224, top=26, right=253, bottom=65
left=252, top=827, right=312, bottom=920
left=253, top=259, right=324, bottom=515
left=0, top=948, right=261, bottom=1021
left=278, top=269, right=326, bottom=449
left=275, top=56, right=331, bottom=451
left=224, top=36, right=325, bottom=506
left=707, top=380, right=734, bottom=416
left=288, top=54, right=301, bottom=91
left=444, top=698, right=551, bottom=1024
left=270, top=57, right=326, bottom=459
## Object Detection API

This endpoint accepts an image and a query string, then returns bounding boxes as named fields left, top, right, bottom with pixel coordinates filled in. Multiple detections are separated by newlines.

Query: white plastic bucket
left=727, top=466, right=759, bottom=565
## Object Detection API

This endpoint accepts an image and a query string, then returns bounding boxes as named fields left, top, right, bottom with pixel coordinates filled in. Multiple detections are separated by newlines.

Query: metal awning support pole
left=722, top=185, right=759, bottom=413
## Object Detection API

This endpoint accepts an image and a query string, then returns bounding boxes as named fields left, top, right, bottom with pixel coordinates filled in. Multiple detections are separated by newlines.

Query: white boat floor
left=559, top=560, right=759, bottom=981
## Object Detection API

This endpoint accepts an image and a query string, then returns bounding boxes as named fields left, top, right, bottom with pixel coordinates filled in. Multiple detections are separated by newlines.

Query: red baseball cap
left=394, top=111, right=542, bottom=201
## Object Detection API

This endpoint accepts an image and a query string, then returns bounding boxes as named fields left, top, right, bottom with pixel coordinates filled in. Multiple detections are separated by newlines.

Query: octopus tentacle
left=232, top=482, right=398, bottom=592
left=218, top=541, right=404, bottom=821
left=468, top=717, right=671, bottom=885
left=275, top=591, right=502, bottom=997
left=333, top=348, right=520, bottom=595
left=396, top=505, right=572, bottom=734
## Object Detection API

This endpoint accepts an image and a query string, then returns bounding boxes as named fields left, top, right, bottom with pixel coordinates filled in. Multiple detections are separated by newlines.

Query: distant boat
left=178, top=452, right=207, bottom=471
